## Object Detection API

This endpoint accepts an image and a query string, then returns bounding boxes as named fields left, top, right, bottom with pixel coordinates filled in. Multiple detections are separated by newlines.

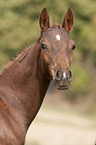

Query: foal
left=0, top=8, right=76, bottom=145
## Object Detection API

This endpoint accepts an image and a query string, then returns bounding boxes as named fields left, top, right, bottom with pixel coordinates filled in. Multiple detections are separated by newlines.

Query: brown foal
left=0, top=8, right=76, bottom=145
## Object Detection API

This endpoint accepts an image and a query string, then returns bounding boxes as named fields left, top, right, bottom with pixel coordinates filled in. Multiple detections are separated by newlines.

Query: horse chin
left=56, top=84, right=70, bottom=90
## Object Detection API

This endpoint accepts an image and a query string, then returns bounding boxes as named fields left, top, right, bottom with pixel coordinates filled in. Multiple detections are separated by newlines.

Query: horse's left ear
left=39, top=8, right=50, bottom=32
left=62, top=8, right=74, bottom=33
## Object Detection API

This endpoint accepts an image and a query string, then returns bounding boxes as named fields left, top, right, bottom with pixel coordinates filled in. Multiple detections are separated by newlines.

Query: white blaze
left=55, top=34, right=61, bottom=41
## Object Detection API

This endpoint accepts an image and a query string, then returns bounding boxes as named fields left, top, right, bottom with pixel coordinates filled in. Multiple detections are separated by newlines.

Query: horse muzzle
left=53, top=69, right=73, bottom=90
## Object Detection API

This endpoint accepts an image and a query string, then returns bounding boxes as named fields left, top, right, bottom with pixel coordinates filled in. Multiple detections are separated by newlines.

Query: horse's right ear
left=39, top=8, right=50, bottom=32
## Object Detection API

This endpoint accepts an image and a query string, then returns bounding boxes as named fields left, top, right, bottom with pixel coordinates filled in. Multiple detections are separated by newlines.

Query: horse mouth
left=56, top=84, right=70, bottom=90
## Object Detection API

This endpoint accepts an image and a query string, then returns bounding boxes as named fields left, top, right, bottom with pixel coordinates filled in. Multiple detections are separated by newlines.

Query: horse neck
left=0, top=39, right=50, bottom=129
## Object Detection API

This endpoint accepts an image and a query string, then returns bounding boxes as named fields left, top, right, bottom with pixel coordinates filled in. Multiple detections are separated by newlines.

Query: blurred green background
left=0, top=0, right=96, bottom=114
left=0, top=0, right=96, bottom=145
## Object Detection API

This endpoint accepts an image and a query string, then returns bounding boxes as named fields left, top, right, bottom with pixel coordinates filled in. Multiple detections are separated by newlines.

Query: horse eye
left=72, top=45, right=76, bottom=51
left=41, top=43, right=47, bottom=49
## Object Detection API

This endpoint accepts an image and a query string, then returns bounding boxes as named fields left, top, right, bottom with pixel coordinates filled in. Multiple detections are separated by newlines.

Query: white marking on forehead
left=55, top=34, right=61, bottom=41
left=63, top=72, right=66, bottom=79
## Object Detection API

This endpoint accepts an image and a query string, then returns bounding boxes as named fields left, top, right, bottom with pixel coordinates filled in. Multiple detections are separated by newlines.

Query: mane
left=0, top=45, right=31, bottom=76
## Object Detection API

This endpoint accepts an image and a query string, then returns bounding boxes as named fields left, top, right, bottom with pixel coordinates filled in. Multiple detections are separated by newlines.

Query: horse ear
left=62, top=8, right=74, bottom=33
left=39, top=8, right=50, bottom=32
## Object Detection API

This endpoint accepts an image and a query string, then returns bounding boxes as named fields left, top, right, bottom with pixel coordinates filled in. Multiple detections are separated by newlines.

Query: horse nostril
left=55, top=70, right=62, bottom=81
left=68, top=70, right=73, bottom=81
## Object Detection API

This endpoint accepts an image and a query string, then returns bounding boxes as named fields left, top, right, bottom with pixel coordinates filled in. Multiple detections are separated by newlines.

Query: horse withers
left=0, top=8, right=76, bottom=145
